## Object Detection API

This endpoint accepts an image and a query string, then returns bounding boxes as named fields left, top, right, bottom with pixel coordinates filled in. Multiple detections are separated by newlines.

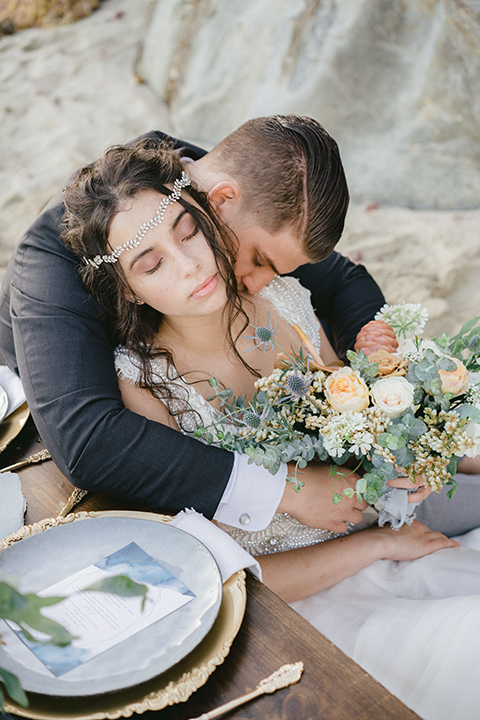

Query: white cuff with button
left=213, top=452, right=287, bottom=531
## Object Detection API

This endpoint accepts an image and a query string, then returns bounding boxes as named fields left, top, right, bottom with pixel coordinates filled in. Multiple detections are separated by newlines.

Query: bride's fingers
left=381, top=521, right=461, bottom=560
left=413, top=523, right=460, bottom=549
left=406, top=486, right=433, bottom=503
left=388, top=475, right=422, bottom=490
left=424, top=534, right=460, bottom=551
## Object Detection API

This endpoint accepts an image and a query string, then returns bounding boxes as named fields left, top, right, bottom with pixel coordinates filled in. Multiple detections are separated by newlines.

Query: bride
left=62, top=140, right=480, bottom=720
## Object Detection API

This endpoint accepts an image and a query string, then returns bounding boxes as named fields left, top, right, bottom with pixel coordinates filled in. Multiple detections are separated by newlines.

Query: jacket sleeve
left=0, top=134, right=232, bottom=518
left=291, top=251, right=385, bottom=361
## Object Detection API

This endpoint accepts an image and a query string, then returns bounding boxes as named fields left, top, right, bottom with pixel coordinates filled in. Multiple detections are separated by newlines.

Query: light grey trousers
left=414, top=473, right=480, bottom=537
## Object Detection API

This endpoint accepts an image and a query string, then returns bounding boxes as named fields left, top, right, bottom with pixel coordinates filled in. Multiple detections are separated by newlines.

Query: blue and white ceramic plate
left=0, top=514, right=222, bottom=696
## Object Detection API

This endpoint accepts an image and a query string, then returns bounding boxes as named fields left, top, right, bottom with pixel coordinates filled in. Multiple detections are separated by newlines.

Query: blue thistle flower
left=243, top=409, right=263, bottom=429
left=276, top=367, right=318, bottom=407
left=285, top=373, right=311, bottom=398
left=244, top=313, right=279, bottom=353
left=469, top=335, right=480, bottom=351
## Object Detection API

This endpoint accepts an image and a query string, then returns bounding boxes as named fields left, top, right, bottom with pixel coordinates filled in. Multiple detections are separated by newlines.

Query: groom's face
left=232, top=223, right=310, bottom=295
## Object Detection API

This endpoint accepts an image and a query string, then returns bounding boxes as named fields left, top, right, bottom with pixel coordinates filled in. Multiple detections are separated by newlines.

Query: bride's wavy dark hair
left=62, top=139, right=253, bottom=427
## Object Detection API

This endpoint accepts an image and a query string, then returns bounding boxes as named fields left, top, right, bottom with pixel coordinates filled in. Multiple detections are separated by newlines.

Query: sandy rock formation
left=139, top=0, right=480, bottom=210
left=0, top=0, right=98, bottom=33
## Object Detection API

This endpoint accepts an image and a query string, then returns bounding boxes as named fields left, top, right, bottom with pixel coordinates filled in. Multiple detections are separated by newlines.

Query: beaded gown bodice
left=114, top=275, right=343, bottom=555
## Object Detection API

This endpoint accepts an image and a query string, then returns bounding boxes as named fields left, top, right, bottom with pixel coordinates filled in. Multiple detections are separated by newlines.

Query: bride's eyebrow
left=127, top=208, right=189, bottom=271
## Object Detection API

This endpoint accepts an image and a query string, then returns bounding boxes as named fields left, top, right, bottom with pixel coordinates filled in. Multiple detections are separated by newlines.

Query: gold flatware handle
left=57, top=488, right=89, bottom=518
left=0, top=448, right=51, bottom=473
left=188, top=662, right=303, bottom=720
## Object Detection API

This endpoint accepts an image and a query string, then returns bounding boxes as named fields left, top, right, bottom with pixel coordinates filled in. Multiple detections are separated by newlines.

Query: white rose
left=371, top=377, right=415, bottom=419
left=464, top=420, right=480, bottom=457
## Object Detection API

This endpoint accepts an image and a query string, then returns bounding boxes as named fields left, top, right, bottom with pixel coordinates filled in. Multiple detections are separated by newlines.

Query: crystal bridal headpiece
left=83, top=172, right=191, bottom=269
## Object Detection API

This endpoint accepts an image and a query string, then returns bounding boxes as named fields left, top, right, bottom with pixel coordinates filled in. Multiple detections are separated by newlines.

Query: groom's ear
left=208, top=180, right=242, bottom=223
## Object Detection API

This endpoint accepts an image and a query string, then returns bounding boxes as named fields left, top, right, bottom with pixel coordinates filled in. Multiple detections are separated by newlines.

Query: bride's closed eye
left=144, top=257, right=163, bottom=275
left=180, top=216, right=199, bottom=242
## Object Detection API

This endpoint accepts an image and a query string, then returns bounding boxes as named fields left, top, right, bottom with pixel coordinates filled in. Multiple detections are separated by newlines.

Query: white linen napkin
left=0, top=471, right=26, bottom=542
left=171, top=509, right=262, bottom=582
left=0, top=365, right=26, bottom=417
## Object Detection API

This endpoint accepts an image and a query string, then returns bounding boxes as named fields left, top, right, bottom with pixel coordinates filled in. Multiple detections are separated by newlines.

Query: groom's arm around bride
left=0, top=116, right=385, bottom=531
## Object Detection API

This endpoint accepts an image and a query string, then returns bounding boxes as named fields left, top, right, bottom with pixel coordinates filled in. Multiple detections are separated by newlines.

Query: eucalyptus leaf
left=0, top=667, right=29, bottom=710
left=377, top=432, right=391, bottom=448
left=395, top=447, right=415, bottom=467
left=0, top=584, right=73, bottom=646
left=364, top=487, right=380, bottom=504
left=18, top=594, right=77, bottom=646
left=235, top=395, right=246, bottom=410
left=446, top=455, right=458, bottom=477
left=447, top=479, right=458, bottom=500
left=455, top=405, right=480, bottom=423
left=439, top=357, right=457, bottom=372
left=0, top=582, right=29, bottom=618
left=263, top=447, right=280, bottom=469
left=430, top=378, right=442, bottom=395
left=371, top=453, right=385, bottom=469
left=388, top=435, right=406, bottom=451
left=85, top=576, right=148, bottom=610
left=424, top=349, right=440, bottom=364
left=409, top=418, right=428, bottom=437
left=413, top=387, right=425, bottom=405
left=454, top=316, right=480, bottom=339
left=356, top=476, right=367, bottom=495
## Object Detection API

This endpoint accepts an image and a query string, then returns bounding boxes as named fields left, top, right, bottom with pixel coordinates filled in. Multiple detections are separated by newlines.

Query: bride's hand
left=387, top=474, right=433, bottom=503
left=375, top=520, right=460, bottom=561
left=277, top=462, right=368, bottom=533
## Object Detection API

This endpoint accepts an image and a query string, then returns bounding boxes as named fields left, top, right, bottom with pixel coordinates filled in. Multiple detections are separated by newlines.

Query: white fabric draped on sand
left=291, top=527, right=480, bottom=720
left=114, top=275, right=480, bottom=720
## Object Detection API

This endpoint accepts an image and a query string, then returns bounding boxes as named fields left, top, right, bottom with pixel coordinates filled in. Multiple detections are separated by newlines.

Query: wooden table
left=2, top=417, right=420, bottom=720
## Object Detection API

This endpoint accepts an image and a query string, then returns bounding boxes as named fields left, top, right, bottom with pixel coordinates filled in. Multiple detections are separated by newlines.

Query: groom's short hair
left=209, top=115, right=349, bottom=262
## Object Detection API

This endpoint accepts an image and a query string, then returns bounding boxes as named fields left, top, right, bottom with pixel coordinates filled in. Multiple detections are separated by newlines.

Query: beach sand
left=1, top=0, right=479, bottom=338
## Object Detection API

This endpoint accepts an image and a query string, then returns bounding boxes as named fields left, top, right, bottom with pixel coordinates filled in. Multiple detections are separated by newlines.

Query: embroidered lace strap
left=257, top=276, right=321, bottom=352
left=114, top=345, right=220, bottom=434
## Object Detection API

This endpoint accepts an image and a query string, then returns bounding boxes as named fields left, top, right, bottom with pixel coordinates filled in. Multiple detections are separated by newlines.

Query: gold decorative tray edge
left=2, top=510, right=247, bottom=719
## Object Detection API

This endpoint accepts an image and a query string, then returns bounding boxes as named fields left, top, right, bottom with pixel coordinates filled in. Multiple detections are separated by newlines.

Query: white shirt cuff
left=213, top=452, right=287, bottom=531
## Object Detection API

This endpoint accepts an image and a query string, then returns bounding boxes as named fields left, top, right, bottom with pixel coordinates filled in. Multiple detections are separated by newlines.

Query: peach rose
left=438, top=358, right=469, bottom=396
left=371, top=376, right=415, bottom=419
left=324, top=367, right=369, bottom=413
left=368, top=349, right=408, bottom=377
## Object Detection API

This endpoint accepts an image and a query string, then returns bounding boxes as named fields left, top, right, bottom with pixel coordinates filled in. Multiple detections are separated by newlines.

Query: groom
left=0, top=114, right=429, bottom=534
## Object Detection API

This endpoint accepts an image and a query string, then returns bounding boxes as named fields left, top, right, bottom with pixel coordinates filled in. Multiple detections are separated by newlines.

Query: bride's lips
left=190, top=273, right=219, bottom=299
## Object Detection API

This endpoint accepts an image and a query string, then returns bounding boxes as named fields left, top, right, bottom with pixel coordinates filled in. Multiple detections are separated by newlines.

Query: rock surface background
left=140, top=0, right=480, bottom=210
left=0, top=0, right=479, bottom=340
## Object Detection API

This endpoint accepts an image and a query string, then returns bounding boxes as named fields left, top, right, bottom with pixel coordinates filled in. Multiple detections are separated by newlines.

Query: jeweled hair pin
left=83, top=172, right=191, bottom=269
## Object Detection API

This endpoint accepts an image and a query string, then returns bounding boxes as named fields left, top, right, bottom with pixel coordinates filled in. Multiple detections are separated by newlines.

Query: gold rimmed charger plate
left=2, top=510, right=247, bottom=719
left=0, top=401, right=30, bottom=454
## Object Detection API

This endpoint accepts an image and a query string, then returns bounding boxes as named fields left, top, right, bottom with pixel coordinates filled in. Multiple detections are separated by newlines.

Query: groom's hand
left=276, top=463, right=368, bottom=533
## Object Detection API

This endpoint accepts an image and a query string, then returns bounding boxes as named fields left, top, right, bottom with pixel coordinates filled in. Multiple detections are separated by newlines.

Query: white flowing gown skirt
left=290, top=528, right=480, bottom=720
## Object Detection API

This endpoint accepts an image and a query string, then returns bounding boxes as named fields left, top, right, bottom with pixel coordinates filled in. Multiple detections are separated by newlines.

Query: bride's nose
left=177, top=248, right=202, bottom=276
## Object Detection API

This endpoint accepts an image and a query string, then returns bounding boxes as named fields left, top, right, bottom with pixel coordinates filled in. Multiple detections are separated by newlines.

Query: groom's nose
left=241, top=266, right=277, bottom=294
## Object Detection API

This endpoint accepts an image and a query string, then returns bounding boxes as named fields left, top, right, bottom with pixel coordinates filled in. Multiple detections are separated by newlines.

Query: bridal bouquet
left=196, top=304, right=480, bottom=508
